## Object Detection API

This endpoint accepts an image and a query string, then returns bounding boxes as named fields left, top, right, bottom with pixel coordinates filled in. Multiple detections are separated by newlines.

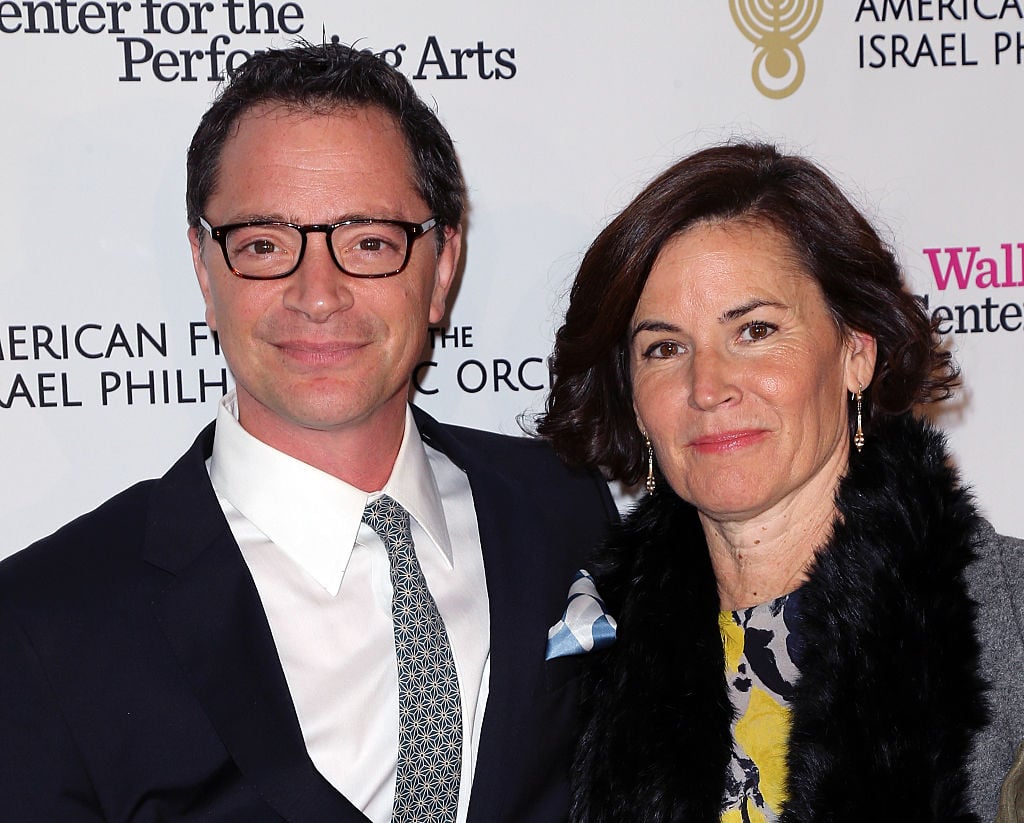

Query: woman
left=538, top=143, right=1024, bottom=821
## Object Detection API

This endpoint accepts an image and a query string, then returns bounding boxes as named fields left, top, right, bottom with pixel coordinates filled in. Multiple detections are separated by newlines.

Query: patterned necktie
left=362, top=494, right=462, bottom=823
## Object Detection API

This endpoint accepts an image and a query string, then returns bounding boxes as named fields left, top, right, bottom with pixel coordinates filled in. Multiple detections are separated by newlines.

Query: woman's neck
left=701, top=466, right=845, bottom=611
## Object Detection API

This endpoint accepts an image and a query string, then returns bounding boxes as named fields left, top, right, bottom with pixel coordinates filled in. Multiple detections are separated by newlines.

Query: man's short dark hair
left=186, top=42, right=466, bottom=242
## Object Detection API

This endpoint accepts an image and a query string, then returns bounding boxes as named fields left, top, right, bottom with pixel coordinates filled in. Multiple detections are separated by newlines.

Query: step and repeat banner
left=3, top=1, right=1023, bottom=554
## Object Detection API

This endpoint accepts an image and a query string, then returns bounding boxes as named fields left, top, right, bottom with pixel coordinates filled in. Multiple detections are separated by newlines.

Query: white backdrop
left=4, top=1, right=1023, bottom=556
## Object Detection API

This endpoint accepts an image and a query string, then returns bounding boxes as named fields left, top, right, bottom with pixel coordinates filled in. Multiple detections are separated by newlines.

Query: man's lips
left=271, top=339, right=370, bottom=365
left=688, top=429, right=769, bottom=454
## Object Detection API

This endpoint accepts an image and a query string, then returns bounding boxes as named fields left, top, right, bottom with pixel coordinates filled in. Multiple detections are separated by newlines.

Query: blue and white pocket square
left=545, top=569, right=618, bottom=660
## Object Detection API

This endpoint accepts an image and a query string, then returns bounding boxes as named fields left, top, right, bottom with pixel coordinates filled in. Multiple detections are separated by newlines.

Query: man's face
left=190, top=103, right=459, bottom=450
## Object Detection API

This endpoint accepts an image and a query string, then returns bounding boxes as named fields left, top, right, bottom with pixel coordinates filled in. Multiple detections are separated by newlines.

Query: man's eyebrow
left=212, top=212, right=289, bottom=224
left=214, top=212, right=394, bottom=224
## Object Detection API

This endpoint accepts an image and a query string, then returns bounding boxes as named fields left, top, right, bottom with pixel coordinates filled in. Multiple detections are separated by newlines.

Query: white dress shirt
left=207, top=392, right=490, bottom=823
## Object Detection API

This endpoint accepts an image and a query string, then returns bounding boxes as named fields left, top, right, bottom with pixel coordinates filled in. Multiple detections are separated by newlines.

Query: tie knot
left=362, top=495, right=414, bottom=559
left=363, top=494, right=407, bottom=531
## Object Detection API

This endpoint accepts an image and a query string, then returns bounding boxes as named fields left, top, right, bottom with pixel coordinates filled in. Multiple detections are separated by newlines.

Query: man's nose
left=281, top=234, right=355, bottom=321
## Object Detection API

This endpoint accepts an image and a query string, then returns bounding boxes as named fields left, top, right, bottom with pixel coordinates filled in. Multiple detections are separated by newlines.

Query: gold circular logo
left=730, top=0, right=823, bottom=99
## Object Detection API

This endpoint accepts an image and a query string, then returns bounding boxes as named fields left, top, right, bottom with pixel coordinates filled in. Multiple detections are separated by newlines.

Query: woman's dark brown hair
left=536, top=142, right=957, bottom=484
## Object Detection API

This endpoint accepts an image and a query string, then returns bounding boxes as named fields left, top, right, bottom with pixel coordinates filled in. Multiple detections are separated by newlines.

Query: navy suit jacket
left=0, top=408, right=616, bottom=822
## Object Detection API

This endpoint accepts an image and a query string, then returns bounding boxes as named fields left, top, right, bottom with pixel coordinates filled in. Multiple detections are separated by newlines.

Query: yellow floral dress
left=719, top=592, right=802, bottom=823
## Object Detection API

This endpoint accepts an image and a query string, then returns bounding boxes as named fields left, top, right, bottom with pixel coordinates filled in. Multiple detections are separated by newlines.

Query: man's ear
left=189, top=226, right=218, bottom=332
left=429, top=225, right=462, bottom=325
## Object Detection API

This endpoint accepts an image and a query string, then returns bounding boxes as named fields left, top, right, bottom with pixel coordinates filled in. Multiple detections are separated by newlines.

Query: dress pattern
left=719, top=591, right=802, bottom=823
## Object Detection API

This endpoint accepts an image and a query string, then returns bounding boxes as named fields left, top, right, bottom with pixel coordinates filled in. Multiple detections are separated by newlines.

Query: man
left=0, top=44, right=615, bottom=822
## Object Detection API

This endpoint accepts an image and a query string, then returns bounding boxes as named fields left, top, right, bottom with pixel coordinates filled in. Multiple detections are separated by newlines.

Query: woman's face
left=630, top=220, right=876, bottom=525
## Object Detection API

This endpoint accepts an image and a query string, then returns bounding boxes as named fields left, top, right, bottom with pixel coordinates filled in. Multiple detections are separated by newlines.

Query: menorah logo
left=730, top=0, right=823, bottom=99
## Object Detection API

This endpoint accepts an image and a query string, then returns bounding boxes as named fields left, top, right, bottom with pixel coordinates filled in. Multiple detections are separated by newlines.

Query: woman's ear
left=844, top=328, right=878, bottom=393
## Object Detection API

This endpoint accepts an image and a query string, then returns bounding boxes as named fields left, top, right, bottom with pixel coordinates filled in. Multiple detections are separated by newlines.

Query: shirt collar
left=209, top=392, right=453, bottom=595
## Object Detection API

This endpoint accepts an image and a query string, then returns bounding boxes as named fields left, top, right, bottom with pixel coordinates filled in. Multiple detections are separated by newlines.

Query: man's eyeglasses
left=198, top=216, right=439, bottom=280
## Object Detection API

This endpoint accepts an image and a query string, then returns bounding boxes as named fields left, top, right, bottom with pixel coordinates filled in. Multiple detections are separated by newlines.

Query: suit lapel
left=471, top=483, right=556, bottom=820
left=142, top=425, right=369, bottom=823
left=415, top=410, right=560, bottom=822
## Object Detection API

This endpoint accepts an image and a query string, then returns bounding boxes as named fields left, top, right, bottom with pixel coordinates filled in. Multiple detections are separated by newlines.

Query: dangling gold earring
left=645, top=435, right=656, bottom=494
left=852, top=384, right=865, bottom=453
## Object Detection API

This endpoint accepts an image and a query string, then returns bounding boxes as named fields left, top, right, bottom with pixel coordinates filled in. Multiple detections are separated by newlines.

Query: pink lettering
left=922, top=246, right=979, bottom=290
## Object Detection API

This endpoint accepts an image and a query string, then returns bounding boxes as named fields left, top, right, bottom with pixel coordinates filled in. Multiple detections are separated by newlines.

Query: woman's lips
left=688, top=429, right=769, bottom=454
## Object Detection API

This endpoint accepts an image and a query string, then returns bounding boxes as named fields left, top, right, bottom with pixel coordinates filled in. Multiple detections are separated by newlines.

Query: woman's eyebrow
left=720, top=299, right=784, bottom=323
left=630, top=319, right=681, bottom=339
left=631, top=299, right=786, bottom=339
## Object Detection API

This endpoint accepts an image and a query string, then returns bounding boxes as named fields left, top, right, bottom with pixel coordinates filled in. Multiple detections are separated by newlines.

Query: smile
left=688, top=429, right=769, bottom=454
left=273, top=340, right=369, bottom=366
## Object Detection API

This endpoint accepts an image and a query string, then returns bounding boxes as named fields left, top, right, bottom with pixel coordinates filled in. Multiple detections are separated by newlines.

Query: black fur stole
left=572, top=414, right=988, bottom=823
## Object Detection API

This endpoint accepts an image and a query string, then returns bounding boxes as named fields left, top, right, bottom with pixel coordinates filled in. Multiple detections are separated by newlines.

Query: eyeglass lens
left=224, top=222, right=413, bottom=278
